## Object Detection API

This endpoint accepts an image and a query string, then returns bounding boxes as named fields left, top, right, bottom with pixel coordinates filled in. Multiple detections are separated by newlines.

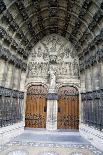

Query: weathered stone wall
left=80, top=61, right=103, bottom=151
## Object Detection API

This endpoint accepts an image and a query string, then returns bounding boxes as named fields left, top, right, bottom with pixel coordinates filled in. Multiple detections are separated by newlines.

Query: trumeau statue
left=48, top=70, right=56, bottom=92
left=49, top=70, right=56, bottom=89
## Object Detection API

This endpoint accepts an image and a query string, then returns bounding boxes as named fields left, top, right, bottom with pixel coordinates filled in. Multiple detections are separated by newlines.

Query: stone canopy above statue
left=27, top=34, right=79, bottom=85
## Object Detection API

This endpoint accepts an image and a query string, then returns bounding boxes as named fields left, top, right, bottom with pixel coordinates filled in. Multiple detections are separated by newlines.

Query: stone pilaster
left=46, top=93, right=58, bottom=131
left=0, top=59, right=5, bottom=86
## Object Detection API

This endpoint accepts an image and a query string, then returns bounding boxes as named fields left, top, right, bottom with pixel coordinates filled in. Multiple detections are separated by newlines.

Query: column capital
left=47, top=93, right=58, bottom=100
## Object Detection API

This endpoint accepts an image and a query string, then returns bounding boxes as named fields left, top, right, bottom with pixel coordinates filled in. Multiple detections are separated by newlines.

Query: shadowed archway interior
left=0, top=0, right=103, bottom=152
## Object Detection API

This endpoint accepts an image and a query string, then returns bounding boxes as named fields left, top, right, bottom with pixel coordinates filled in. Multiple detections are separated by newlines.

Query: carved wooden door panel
left=25, top=85, right=48, bottom=128
left=57, top=86, right=79, bottom=129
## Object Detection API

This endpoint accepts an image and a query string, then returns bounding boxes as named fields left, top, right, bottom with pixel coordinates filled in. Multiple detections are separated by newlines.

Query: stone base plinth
left=0, top=122, right=25, bottom=146
left=80, top=123, right=103, bottom=151
left=46, top=100, right=58, bottom=131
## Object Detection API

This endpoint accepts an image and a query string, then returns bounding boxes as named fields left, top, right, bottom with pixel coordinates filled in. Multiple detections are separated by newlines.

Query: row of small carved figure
left=0, top=1, right=34, bottom=50
left=82, top=102, right=103, bottom=130
left=0, top=112, right=22, bottom=127
left=76, top=9, right=103, bottom=49
left=0, top=46, right=27, bottom=71
left=0, top=1, right=6, bottom=14
left=0, top=86, right=24, bottom=99
left=0, top=26, right=28, bottom=57
left=79, top=49, right=103, bottom=71
left=81, top=89, right=103, bottom=100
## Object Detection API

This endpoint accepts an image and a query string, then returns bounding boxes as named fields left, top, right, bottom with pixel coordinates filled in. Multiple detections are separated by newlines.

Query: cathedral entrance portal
left=57, top=86, right=79, bottom=129
left=25, top=85, right=48, bottom=128
left=25, top=34, right=80, bottom=130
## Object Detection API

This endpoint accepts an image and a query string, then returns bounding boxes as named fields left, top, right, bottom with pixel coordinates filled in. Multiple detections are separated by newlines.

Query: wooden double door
left=25, top=85, right=79, bottom=129
left=25, top=85, right=47, bottom=128
left=57, top=86, right=79, bottom=129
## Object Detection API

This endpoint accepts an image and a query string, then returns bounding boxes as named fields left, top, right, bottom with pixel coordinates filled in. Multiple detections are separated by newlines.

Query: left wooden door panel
left=25, top=85, right=47, bottom=128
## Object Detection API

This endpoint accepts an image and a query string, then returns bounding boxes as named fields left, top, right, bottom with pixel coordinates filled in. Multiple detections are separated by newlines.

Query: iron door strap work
left=57, top=86, right=79, bottom=129
left=25, top=85, right=48, bottom=128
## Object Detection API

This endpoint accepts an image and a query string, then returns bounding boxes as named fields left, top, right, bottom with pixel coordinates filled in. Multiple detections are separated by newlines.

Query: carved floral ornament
left=58, top=86, right=79, bottom=97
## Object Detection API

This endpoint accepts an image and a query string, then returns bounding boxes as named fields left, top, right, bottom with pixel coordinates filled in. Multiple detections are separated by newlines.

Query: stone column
left=0, top=59, right=5, bottom=86
left=46, top=93, right=58, bottom=131
left=46, top=69, right=58, bottom=130
left=5, top=64, right=13, bottom=88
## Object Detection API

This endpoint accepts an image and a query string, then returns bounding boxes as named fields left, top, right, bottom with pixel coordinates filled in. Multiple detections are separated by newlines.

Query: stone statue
left=48, top=70, right=56, bottom=90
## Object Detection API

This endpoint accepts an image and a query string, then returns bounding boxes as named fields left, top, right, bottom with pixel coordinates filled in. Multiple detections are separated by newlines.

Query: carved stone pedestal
left=46, top=93, right=58, bottom=131
left=46, top=100, right=58, bottom=131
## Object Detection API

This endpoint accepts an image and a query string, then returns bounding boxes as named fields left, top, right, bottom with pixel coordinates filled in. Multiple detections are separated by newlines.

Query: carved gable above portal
left=27, top=34, right=79, bottom=85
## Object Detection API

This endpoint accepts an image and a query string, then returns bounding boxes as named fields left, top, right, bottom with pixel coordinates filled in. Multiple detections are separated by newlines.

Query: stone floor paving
left=11, top=131, right=89, bottom=144
left=0, top=129, right=103, bottom=155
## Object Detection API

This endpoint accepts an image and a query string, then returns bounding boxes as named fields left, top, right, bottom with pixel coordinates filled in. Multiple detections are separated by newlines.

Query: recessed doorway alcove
left=0, top=0, right=103, bottom=152
left=25, top=34, right=80, bottom=131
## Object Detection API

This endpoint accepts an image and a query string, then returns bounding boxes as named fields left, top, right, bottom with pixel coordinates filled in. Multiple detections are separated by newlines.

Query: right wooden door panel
left=57, top=86, right=79, bottom=129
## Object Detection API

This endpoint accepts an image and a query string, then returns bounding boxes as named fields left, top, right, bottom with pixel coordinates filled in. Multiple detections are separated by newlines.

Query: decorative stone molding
left=79, top=49, right=103, bottom=71
left=15, top=0, right=37, bottom=39
left=0, top=86, right=24, bottom=98
left=0, top=47, right=27, bottom=71
left=88, top=10, right=103, bottom=31
left=0, top=0, right=6, bottom=14
left=7, top=150, right=28, bottom=155
left=76, top=8, right=102, bottom=51
left=1, top=11, right=31, bottom=58
left=47, top=93, right=58, bottom=100
left=0, top=0, right=102, bottom=53
left=0, top=122, right=24, bottom=145
left=0, top=26, right=28, bottom=59
left=38, top=152, right=59, bottom=155
left=15, top=1, right=28, bottom=21
left=81, top=89, right=103, bottom=100
left=81, top=89, right=103, bottom=131
left=69, top=0, right=92, bottom=45
left=80, top=123, right=103, bottom=151
left=0, top=87, right=24, bottom=127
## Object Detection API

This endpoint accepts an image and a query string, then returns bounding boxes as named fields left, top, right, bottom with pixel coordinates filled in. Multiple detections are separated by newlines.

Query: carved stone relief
left=28, top=62, right=49, bottom=78
left=27, top=34, right=79, bottom=84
